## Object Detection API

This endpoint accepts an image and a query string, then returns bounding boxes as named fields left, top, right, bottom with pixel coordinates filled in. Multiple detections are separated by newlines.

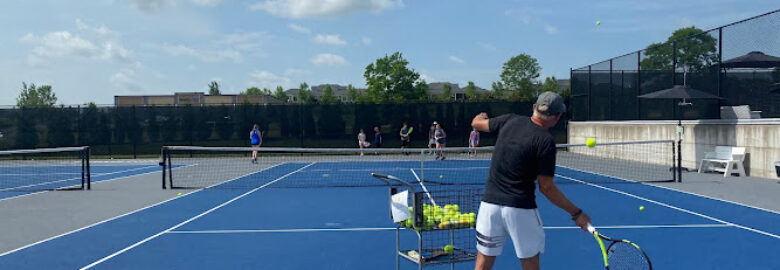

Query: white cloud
left=218, top=32, right=268, bottom=51
left=250, top=0, right=404, bottom=19
left=110, top=69, right=143, bottom=92
left=314, top=34, right=347, bottom=46
left=419, top=73, right=436, bottom=83
left=478, top=42, right=496, bottom=51
left=131, top=0, right=175, bottom=12
left=288, top=24, right=311, bottom=34
left=161, top=44, right=243, bottom=63
left=191, top=0, right=223, bottom=6
left=311, top=53, right=347, bottom=66
left=449, top=56, right=465, bottom=64
left=131, top=0, right=221, bottom=11
left=20, top=28, right=132, bottom=65
left=157, top=31, right=266, bottom=63
left=544, top=24, right=558, bottom=35
left=362, top=37, right=372, bottom=45
left=248, top=70, right=292, bottom=89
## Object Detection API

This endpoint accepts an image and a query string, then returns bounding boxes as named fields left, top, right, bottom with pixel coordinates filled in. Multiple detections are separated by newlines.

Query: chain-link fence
left=0, top=101, right=568, bottom=157
left=571, top=9, right=780, bottom=121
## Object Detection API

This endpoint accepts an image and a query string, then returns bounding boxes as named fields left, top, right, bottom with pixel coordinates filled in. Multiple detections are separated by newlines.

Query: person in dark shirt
left=373, top=126, right=383, bottom=148
left=399, top=123, right=410, bottom=155
left=470, top=92, right=591, bottom=270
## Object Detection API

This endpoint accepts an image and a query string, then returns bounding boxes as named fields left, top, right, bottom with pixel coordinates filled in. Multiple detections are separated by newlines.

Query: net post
left=161, top=147, right=168, bottom=189
left=85, top=146, right=91, bottom=190
left=671, top=141, right=677, bottom=182
left=167, top=148, right=173, bottom=188
left=419, top=149, right=425, bottom=184
left=677, top=139, right=683, bottom=182
left=81, top=146, right=86, bottom=190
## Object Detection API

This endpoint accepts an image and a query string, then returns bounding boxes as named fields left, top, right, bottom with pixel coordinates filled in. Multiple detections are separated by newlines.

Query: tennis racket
left=587, top=224, right=652, bottom=270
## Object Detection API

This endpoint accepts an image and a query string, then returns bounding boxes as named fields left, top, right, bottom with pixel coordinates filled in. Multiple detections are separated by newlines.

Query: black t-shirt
left=482, top=114, right=556, bottom=209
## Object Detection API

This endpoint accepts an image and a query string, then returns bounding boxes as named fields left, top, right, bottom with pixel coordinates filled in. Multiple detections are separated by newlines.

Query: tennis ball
left=596, top=20, right=601, bottom=26
left=177, top=192, right=182, bottom=196
left=440, top=175, right=444, bottom=179
left=586, top=138, right=597, bottom=148
left=639, top=206, right=645, bottom=211
left=444, top=245, right=454, bottom=254
left=452, top=204, right=459, bottom=211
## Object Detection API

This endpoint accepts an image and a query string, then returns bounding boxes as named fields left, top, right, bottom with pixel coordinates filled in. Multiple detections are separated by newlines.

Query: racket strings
left=606, top=241, right=651, bottom=270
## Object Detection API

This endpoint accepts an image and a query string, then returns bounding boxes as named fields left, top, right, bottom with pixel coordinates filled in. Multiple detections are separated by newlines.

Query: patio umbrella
left=638, top=81, right=723, bottom=181
left=721, top=51, right=780, bottom=68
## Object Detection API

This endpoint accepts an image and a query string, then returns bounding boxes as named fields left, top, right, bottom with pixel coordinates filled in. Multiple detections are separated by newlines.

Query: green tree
left=541, top=76, right=559, bottom=93
left=16, top=82, right=57, bottom=107
left=491, top=81, right=506, bottom=99
left=296, top=82, right=314, bottom=104
left=640, top=27, right=718, bottom=72
left=243, top=87, right=262, bottom=95
left=345, top=84, right=360, bottom=103
left=274, top=86, right=288, bottom=103
left=414, top=80, right=429, bottom=101
left=320, top=85, right=339, bottom=104
left=364, top=52, right=426, bottom=103
left=208, top=81, right=221, bottom=95
left=498, top=54, right=541, bottom=101
left=438, top=83, right=453, bottom=102
left=465, top=81, right=478, bottom=100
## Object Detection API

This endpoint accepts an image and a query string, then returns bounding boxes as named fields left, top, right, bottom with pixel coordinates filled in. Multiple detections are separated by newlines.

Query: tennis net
left=0, top=146, right=91, bottom=192
left=161, top=140, right=677, bottom=189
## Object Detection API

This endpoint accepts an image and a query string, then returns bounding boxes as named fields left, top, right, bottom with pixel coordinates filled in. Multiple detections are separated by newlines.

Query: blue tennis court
left=0, top=164, right=161, bottom=201
left=0, top=160, right=778, bottom=269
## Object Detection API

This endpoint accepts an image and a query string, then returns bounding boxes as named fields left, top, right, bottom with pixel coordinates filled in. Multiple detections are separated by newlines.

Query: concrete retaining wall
left=569, top=119, right=780, bottom=179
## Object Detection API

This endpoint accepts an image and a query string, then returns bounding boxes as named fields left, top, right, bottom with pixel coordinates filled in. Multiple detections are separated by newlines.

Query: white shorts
left=475, top=202, right=545, bottom=259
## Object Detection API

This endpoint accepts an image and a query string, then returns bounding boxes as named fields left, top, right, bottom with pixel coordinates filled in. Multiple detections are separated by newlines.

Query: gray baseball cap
left=535, top=91, right=566, bottom=116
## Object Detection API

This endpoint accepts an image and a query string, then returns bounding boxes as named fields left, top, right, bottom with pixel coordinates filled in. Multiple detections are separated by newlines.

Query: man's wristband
left=571, top=209, right=583, bottom=220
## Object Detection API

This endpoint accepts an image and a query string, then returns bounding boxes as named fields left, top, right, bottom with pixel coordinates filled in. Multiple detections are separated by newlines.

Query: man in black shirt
left=470, top=92, right=591, bottom=270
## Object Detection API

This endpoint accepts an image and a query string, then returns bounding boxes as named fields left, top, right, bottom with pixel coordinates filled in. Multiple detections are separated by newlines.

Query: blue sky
left=1, top=0, right=777, bottom=105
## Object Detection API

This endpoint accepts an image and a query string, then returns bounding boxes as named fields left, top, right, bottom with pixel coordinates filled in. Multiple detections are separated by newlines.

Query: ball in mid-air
left=586, top=138, right=597, bottom=148
left=639, top=206, right=645, bottom=211
left=177, top=192, right=182, bottom=196
left=596, top=21, right=601, bottom=26
left=444, top=245, right=454, bottom=254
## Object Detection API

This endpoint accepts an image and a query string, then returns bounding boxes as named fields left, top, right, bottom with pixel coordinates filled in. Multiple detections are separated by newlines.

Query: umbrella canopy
left=721, top=51, right=780, bottom=68
left=638, top=85, right=724, bottom=100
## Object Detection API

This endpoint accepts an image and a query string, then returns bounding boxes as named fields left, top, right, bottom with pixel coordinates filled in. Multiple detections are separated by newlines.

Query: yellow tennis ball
left=586, top=138, right=597, bottom=148
left=596, top=21, right=601, bottom=26
left=439, top=175, right=444, bottom=179
left=177, top=192, right=182, bottom=196
left=639, top=206, right=645, bottom=211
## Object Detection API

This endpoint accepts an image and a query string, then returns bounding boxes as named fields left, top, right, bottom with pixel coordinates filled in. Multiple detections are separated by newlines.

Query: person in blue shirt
left=250, top=124, right=263, bottom=164
left=373, top=126, right=383, bottom=148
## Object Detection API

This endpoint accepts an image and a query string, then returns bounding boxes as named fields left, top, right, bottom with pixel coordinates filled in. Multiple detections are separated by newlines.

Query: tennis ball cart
left=372, top=173, right=482, bottom=270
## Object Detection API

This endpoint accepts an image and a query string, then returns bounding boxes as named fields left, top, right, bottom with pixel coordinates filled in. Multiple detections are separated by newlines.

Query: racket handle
left=586, top=223, right=596, bottom=233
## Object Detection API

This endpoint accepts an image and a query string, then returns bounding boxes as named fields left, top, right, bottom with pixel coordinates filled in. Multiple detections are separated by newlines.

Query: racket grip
left=586, top=223, right=596, bottom=233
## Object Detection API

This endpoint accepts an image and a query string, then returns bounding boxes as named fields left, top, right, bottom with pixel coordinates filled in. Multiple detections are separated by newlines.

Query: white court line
left=168, top=227, right=398, bottom=234
left=0, top=163, right=285, bottom=257
left=166, top=224, right=732, bottom=235
left=559, top=166, right=780, bottom=215
left=544, top=224, right=733, bottom=230
left=556, top=174, right=780, bottom=240
left=0, top=165, right=159, bottom=193
left=410, top=168, right=437, bottom=207
left=79, top=163, right=314, bottom=270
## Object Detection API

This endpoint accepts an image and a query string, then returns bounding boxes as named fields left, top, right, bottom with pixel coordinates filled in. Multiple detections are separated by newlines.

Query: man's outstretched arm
left=538, top=175, right=591, bottom=230
left=471, top=113, right=489, bottom=132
